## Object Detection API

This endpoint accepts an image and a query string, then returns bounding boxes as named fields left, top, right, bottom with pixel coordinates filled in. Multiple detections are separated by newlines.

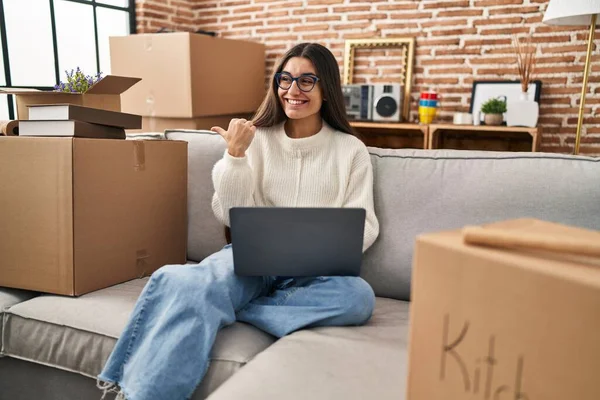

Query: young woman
left=97, top=42, right=379, bottom=400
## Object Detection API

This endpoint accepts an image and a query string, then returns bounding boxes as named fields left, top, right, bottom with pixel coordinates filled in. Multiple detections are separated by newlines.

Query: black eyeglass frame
left=274, top=72, right=320, bottom=92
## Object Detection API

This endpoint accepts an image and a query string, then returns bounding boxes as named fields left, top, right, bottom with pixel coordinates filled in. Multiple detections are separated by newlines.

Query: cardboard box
left=0, top=75, right=141, bottom=120
left=109, top=33, right=266, bottom=118
left=127, top=114, right=254, bottom=134
left=0, top=137, right=187, bottom=296
left=407, top=219, right=600, bottom=400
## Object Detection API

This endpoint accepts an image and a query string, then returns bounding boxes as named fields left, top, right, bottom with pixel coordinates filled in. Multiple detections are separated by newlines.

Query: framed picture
left=343, top=38, right=415, bottom=122
left=469, top=80, right=542, bottom=124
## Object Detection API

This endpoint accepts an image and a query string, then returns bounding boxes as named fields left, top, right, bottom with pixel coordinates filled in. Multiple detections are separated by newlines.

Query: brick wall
left=136, top=0, right=196, bottom=32
left=135, top=0, right=600, bottom=155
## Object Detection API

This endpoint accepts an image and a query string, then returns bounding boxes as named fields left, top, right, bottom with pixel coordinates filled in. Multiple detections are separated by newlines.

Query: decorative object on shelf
left=506, top=91, right=539, bottom=128
left=418, top=91, right=438, bottom=124
left=54, top=67, right=103, bottom=93
left=481, top=97, right=507, bottom=126
left=470, top=80, right=542, bottom=125
left=473, top=110, right=481, bottom=126
left=343, top=38, right=415, bottom=122
left=543, top=0, right=600, bottom=155
left=452, top=112, right=473, bottom=125
left=373, top=84, right=402, bottom=122
left=342, top=84, right=373, bottom=121
left=506, top=36, right=539, bottom=128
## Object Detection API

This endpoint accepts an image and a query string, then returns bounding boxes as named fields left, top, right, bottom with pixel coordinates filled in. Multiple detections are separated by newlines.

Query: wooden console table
left=350, top=122, right=428, bottom=150
left=350, top=121, right=541, bottom=152
left=428, top=124, right=541, bottom=152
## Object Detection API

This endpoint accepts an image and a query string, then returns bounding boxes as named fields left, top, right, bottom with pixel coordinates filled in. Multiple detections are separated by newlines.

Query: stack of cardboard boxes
left=0, top=75, right=188, bottom=296
left=110, top=32, right=266, bottom=133
left=1, top=33, right=265, bottom=296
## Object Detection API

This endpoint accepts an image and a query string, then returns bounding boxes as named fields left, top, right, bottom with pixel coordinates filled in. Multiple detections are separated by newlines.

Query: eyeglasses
left=275, top=72, right=320, bottom=92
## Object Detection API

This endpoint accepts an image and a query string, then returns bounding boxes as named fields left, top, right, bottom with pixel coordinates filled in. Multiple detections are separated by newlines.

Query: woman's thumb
left=211, top=126, right=226, bottom=137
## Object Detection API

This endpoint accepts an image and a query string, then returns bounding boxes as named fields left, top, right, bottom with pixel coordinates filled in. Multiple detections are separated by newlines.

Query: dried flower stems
left=513, top=36, right=537, bottom=93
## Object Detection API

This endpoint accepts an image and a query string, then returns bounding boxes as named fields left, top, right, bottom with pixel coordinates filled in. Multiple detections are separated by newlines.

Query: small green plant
left=54, top=67, right=103, bottom=93
left=481, top=97, right=507, bottom=114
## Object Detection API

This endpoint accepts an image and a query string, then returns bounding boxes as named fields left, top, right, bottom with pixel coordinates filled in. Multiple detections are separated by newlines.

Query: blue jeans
left=97, top=244, right=375, bottom=400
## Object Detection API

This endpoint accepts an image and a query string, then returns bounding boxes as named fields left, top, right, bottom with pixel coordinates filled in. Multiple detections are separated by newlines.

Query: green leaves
left=481, top=97, right=507, bottom=114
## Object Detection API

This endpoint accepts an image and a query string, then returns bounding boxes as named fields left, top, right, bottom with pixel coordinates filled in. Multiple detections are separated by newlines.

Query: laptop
left=229, top=207, right=366, bottom=277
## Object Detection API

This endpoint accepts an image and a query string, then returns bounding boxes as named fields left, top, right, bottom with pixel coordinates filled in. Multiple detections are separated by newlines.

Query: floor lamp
left=543, top=0, right=600, bottom=155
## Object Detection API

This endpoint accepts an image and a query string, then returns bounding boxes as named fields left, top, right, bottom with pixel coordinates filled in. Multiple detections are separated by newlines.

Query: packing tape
left=145, top=94, right=155, bottom=116
left=147, top=115, right=157, bottom=133
left=136, top=249, right=150, bottom=278
left=144, top=35, right=153, bottom=51
left=133, top=140, right=146, bottom=171
left=0, top=120, right=19, bottom=136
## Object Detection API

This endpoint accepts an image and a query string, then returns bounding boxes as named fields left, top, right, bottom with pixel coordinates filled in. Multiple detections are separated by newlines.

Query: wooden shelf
left=429, top=124, right=541, bottom=152
left=350, top=121, right=428, bottom=150
left=429, top=123, right=538, bottom=135
left=349, top=121, right=541, bottom=152
left=350, top=121, right=423, bottom=130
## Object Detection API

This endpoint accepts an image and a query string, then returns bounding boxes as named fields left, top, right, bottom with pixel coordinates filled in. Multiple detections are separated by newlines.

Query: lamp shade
left=543, top=0, right=600, bottom=25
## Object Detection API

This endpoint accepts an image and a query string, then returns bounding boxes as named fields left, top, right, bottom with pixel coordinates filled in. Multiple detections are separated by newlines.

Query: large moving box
left=110, top=33, right=266, bottom=119
left=407, top=219, right=600, bottom=400
left=0, top=137, right=187, bottom=296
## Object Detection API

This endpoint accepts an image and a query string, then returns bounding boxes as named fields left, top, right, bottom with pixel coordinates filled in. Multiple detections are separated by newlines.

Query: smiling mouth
left=285, top=99, right=308, bottom=105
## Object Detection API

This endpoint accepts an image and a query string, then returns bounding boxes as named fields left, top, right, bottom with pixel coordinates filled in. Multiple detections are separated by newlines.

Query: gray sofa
left=1, top=130, right=599, bottom=400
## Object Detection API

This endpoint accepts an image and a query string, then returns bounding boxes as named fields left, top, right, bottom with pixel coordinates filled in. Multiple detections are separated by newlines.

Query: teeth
left=287, top=99, right=305, bottom=105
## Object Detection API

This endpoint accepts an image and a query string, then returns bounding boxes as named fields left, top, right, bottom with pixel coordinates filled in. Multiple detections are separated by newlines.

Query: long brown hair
left=252, top=43, right=356, bottom=137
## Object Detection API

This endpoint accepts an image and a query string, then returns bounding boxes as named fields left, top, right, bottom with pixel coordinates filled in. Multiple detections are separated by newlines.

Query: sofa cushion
left=165, top=130, right=228, bottom=262
left=0, top=287, right=38, bottom=355
left=207, top=297, right=410, bottom=400
left=2, top=277, right=276, bottom=398
left=0, top=288, right=38, bottom=312
left=363, top=149, right=600, bottom=301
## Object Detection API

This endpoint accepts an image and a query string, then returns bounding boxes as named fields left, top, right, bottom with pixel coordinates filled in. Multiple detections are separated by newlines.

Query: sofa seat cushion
left=2, top=277, right=276, bottom=398
left=0, top=288, right=38, bottom=314
left=0, top=288, right=38, bottom=312
left=207, top=297, right=410, bottom=400
left=0, top=287, right=39, bottom=355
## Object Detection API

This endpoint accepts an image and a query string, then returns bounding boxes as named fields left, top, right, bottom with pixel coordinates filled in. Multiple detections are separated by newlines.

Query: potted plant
left=480, top=97, right=507, bottom=126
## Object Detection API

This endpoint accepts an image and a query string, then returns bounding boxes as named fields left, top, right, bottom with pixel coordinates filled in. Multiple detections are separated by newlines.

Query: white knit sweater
left=211, top=121, right=379, bottom=252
